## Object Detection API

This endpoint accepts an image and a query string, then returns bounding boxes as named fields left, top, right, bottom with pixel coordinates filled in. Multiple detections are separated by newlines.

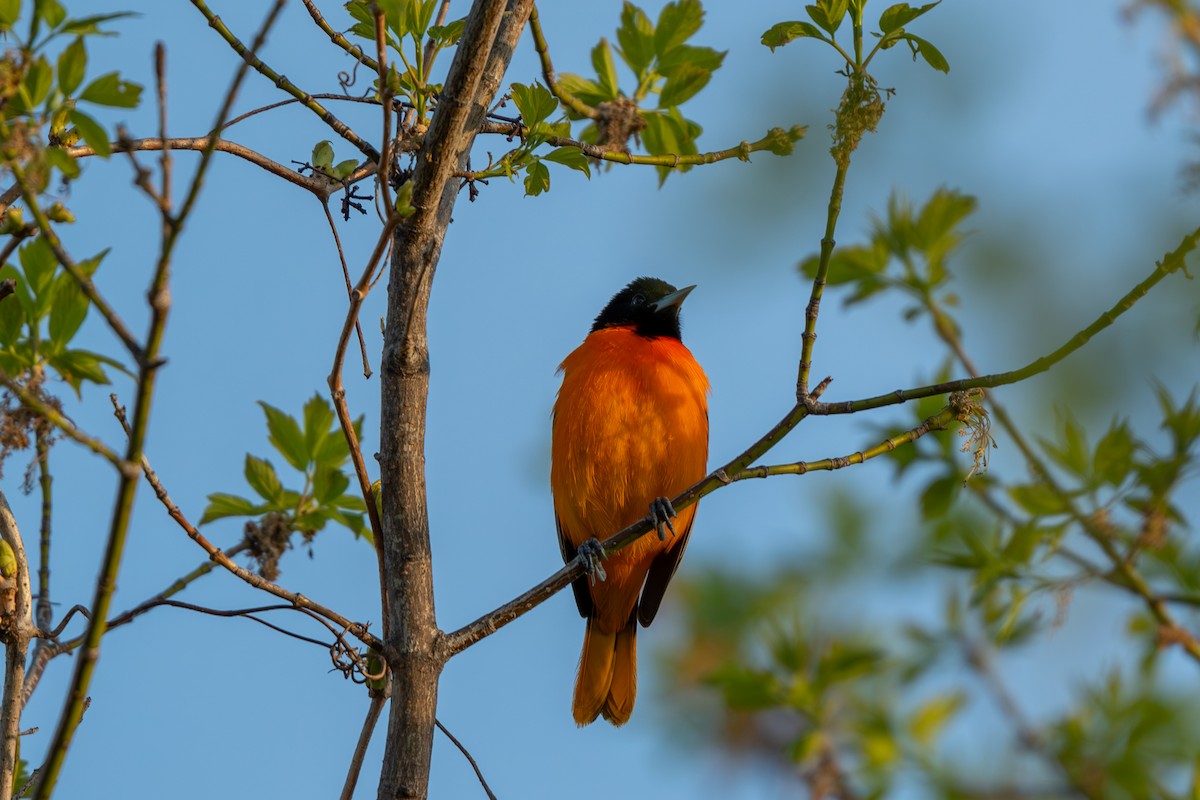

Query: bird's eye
left=631, top=293, right=646, bottom=306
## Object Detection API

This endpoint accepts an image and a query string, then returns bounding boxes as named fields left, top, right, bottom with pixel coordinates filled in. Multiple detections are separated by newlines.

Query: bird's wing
left=636, top=511, right=696, bottom=627
left=557, top=515, right=593, bottom=618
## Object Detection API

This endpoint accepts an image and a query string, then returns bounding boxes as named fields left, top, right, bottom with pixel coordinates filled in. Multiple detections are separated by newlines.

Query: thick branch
left=377, top=0, right=534, bottom=797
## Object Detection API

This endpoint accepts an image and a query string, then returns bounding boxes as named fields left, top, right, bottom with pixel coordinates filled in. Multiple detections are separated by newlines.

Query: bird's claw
left=578, top=538, right=607, bottom=586
left=649, top=497, right=677, bottom=541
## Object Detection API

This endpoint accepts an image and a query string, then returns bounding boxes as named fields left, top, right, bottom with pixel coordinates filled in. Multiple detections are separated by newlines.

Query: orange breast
left=551, top=326, right=709, bottom=631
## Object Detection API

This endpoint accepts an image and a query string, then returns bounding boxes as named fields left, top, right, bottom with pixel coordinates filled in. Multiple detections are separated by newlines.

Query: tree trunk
left=376, top=1, right=533, bottom=797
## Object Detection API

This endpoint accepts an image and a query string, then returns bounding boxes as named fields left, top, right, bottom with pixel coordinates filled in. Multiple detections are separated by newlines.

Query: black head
left=591, top=276, right=695, bottom=340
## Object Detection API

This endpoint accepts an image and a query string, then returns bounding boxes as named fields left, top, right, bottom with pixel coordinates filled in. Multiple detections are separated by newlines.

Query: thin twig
left=733, top=406, right=956, bottom=480
left=477, top=121, right=806, bottom=170
left=0, top=373, right=123, bottom=467
left=374, top=6, right=394, bottom=213
left=189, top=0, right=381, bottom=161
left=300, top=0, right=379, bottom=72
left=435, top=719, right=498, bottom=800
left=320, top=202, right=371, bottom=377
left=33, top=430, right=51, bottom=630
left=106, top=395, right=386, bottom=657
left=7, top=162, right=144, bottom=362
left=67, top=136, right=361, bottom=199
left=156, top=43, right=173, bottom=216
left=340, top=695, right=386, bottom=800
left=528, top=4, right=597, bottom=119
left=327, top=216, right=401, bottom=634
left=32, top=7, right=291, bottom=796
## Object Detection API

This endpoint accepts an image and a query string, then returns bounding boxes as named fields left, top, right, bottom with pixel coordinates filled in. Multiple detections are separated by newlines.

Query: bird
left=551, top=276, right=709, bottom=726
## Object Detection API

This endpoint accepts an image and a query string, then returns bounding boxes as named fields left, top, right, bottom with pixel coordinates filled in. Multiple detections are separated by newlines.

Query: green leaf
left=199, top=492, right=267, bottom=525
left=313, top=463, right=350, bottom=505
left=244, top=454, right=284, bottom=503
left=428, top=17, right=465, bottom=46
left=57, top=37, right=86, bottom=96
left=46, top=145, right=80, bottom=180
left=68, top=110, right=110, bottom=158
left=311, top=140, right=334, bottom=169
left=814, top=0, right=849, bottom=33
left=1039, top=412, right=1089, bottom=478
left=1, top=263, right=33, bottom=325
left=331, top=159, right=358, bottom=180
left=60, top=11, right=137, bottom=35
left=19, top=237, right=57, bottom=320
left=409, top=0, right=436, bottom=36
left=37, top=0, right=66, bottom=27
left=909, top=692, right=963, bottom=746
left=914, top=188, right=976, bottom=249
left=591, top=38, right=619, bottom=100
left=903, top=33, right=949, bottom=73
left=523, top=160, right=550, bottom=197
left=48, top=348, right=111, bottom=394
left=654, top=0, right=703, bottom=57
left=806, top=3, right=842, bottom=35
left=920, top=473, right=959, bottom=519
left=313, top=414, right=357, bottom=465
left=79, top=71, right=143, bottom=108
left=615, top=1, right=655, bottom=78
left=0, top=269, right=26, bottom=347
left=259, top=401, right=308, bottom=471
left=557, top=74, right=609, bottom=112
left=762, top=20, right=825, bottom=51
left=879, top=1, right=939, bottom=34
left=326, top=506, right=371, bottom=542
left=24, top=56, right=53, bottom=108
left=303, top=394, right=335, bottom=461
left=640, top=108, right=700, bottom=186
left=542, top=147, right=592, bottom=178
left=47, top=248, right=104, bottom=346
left=509, top=81, right=558, bottom=128
left=659, top=43, right=725, bottom=75
left=0, top=0, right=20, bottom=28
left=1009, top=483, right=1065, bottom=517
left=657, top=61, right=710, bottom=108
left=706, top=665, right=779, bottom=710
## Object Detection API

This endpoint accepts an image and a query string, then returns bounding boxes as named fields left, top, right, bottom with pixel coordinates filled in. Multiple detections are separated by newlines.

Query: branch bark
left=0, top=491, right=34, bottom=800
left=376, top=0, right=534, bottom=797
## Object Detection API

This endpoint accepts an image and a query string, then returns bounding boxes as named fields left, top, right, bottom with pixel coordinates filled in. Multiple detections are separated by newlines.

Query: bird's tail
left=573, top=618, right=638, bottom=726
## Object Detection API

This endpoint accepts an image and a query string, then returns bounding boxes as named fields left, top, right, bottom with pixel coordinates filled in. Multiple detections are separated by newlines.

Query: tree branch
left=478, top=121, right=806, bottom=169
left=442, top=224, right=1200, bottom=657
left=528, top=4, right=597, bottom=119
left=189, top=0, right=381, bottom=162
left=377, top=0, right=535, bottom=796
left=339, top=694, right=385, bottom=800
left=34, top=8, right=288, bottom=793
left=0, top=491, right=35, bottom=800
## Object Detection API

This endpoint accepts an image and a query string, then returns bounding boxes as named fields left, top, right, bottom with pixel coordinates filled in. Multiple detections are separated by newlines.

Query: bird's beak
left=650, top=284, right=695, bottom=313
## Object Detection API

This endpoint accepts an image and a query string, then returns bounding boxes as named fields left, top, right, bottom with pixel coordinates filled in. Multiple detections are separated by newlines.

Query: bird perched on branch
left=551, top=277, right=709, bottom=726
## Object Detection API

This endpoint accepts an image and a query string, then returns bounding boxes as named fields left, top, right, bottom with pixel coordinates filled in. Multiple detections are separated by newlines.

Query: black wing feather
left=556, top=516, right=593, bottom=618
left=636, top=512, right=696, bottom=627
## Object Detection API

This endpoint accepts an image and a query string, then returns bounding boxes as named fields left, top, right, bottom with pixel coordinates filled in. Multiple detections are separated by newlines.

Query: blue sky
left=4, top=1, right=1199, bottom=797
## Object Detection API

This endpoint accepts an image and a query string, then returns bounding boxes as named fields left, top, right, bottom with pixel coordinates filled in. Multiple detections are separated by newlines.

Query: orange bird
left=551, top=277, right=709, bottom=726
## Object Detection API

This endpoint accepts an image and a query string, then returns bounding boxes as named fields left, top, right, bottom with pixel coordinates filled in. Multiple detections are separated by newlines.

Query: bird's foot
left=649, top=497, right=677, bottom=541
left=578, top=538, right=607, bottom=586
